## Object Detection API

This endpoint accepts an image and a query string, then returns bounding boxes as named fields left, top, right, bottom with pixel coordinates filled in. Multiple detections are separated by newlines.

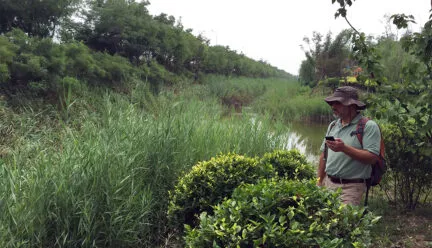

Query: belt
left=328, top=175, right=366, bottom=184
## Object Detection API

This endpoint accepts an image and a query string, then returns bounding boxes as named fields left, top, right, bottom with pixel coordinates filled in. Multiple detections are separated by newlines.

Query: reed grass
left=0, top=75, right=333, bottom=247
left=0, top=86, right=288, bottom=247
left=199, top=75, right=331, bottom=122
left=203, top=75, right=268, bottom=106
left=251, top=79, right=332, bottom=123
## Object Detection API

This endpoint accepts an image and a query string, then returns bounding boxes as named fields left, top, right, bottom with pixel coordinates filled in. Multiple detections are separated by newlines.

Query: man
left=317, top=86, right=381, bottom=206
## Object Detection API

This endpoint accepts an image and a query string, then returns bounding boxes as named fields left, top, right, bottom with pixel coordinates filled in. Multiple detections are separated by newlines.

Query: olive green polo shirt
left=320, top=114, right=381, bottom=179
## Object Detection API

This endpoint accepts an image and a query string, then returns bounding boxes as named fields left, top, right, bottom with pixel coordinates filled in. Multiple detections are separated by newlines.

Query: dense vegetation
left=0, top=0, right=430, bottom=247
left=0, top=79, right=297, bottom=246
left=167, top=151, right=377, bottom=247
left=167, top=150, right=315, bottom=234
left=186, top=179, right=378, bottom=247
left=0, top=0, right=291, bottom=107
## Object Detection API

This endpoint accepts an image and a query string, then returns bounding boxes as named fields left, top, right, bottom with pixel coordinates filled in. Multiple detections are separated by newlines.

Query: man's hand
left=327, top=138, right=379, bottom=164
left=316, top=177, right=324, bottom=187
left=326, top=138, right=345, bottom=152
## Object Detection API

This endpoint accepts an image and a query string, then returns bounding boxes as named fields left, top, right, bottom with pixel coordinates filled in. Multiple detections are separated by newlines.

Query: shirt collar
left=337, top=113, right=363, bottom=127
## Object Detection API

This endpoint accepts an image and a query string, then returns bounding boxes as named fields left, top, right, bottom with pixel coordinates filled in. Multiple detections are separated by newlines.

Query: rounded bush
left=259, top=149, right=315, bottom=180
left=167, top=153, right=273, bottom=232
left=185, top=179, right=379, bottom=248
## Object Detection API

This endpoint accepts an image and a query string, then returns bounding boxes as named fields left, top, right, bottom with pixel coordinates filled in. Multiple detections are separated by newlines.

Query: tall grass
left=199, top=75, right=331, bottom=123
left=252, top=79, right=332, bottom=123
left=204, top=75, right=268, bottom=97
left=203, top=75, right=268, bottom=107
left=0, top=87, right=288, bottom=247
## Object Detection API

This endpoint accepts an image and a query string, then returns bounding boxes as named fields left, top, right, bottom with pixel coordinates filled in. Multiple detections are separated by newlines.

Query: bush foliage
left=259, top=149, right=315, bottom=180
left=167, top=153, right=270, bottom=232
left=380, top=123, right=431, bottom=209
left=168, top=150, right=317, bottom=234
left=185, top=179, right=379, bottom=248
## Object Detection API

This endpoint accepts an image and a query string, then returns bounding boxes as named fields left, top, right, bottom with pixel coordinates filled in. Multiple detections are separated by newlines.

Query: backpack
left=352, top=117, right=386, bottom=187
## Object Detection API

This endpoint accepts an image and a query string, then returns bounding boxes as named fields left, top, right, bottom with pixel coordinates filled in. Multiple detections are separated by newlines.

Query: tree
left=75, top=0, right=155, bottom=65
left=299, top=56, right=316, bottom=87
left=153, top=13, right=176, bottom=26
left=0, top=0, right=81, bottom=37
left=299, top=29, right=352, bottom=86
left=375, top=37, right=413, bottom=83
left=183, top=33, right=209, bottom=79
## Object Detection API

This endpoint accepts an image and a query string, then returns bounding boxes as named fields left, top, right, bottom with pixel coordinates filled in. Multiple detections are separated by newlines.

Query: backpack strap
left=329, top=120, right=337, bottom=134
left=350, top=117, right=371, bottom=206
left=350, top=117, right=369, bottom=147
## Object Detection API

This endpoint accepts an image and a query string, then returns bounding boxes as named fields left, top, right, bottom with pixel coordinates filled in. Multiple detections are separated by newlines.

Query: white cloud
left=147, top=0, right=430, bottom=75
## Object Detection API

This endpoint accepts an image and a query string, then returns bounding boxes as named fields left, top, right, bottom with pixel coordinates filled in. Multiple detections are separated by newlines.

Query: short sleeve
left=362, top=120, right=381, bottom=155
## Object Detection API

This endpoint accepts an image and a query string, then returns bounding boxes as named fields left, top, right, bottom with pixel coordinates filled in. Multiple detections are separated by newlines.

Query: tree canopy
left=0, top=0, right=81, bottom=37
left=299, top=29, right=352, bottom=87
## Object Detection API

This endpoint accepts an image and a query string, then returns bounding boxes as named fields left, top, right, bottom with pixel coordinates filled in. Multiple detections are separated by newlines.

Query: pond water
left=283, top=121, right=329, bottom=165
left=245, top=111, right=330, bottom=164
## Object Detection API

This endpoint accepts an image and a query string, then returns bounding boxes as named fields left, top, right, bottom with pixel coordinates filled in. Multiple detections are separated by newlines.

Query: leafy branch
left=332, top=0, right=382, bottom=82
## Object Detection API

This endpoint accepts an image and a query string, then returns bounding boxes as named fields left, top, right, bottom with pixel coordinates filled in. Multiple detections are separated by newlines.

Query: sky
left=147, top=0, right=431, bottom=75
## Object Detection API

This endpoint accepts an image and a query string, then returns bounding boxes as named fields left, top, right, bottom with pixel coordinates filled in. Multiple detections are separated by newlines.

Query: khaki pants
left=324, top=176, right=366, bottom=206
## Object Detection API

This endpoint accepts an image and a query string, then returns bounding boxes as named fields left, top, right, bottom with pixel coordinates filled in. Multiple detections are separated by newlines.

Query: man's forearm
left=342, top=145, right=378, bottom=165
left=317, top=152, right=326, bottom=185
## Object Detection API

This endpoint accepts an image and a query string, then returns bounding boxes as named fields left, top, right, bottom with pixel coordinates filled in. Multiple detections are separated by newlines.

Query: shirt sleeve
left=320, top=138, right=326, bottom=152
left=320, top=120, right=337, bottom=152
left=362, top=120, right=381, bottom=156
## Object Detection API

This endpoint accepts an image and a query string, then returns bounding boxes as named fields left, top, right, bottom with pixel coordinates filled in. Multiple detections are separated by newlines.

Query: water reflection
left=284, top=122, right=329, bottom=165
left=248, top=113, right=329, bottom=165
left=282, top=132, right=317, bottom=164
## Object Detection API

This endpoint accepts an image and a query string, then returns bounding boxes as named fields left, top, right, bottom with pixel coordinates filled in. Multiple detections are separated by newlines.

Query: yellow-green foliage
left=259, top=150, right=315, bottom=180
left=167, top=150, right=315, bottom=234
left=318, top=76, right=383, bottom=89
left=167, top=153, right=270, bottom=232
left=185, top=179, right=379, bottom=247
left=345, top=76, right=357, bottom=83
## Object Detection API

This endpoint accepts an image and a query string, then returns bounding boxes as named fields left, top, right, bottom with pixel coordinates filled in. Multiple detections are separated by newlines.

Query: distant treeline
left=0, top=0, right=293, bottom=101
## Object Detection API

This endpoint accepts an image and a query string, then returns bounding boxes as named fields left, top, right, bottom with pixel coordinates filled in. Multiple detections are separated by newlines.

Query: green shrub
left=380, top=123, right=432, bottom=209
left=1, top=29, right=139, bottom=93
left=0, top=36, right=17, bottom=83
left=167, top=150, right=315, bottom=235
left=0, top=64, right=9, bottom=83
left=259, top=149, right=315, bottom=180
left=167, top=153, right=273, bottom=232
left=92, top=52, right=137, bottom=86
left=186, top=179, right=380, bottom=247
left=318, top=77, right=340, bottom=89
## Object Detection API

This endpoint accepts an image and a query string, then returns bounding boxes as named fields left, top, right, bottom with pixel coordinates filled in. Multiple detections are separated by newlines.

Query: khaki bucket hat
left=324, top=86, right=366, bottom=110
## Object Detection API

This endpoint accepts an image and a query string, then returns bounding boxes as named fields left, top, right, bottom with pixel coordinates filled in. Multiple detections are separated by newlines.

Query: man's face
left=329, top=101, right=347, bottom=118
